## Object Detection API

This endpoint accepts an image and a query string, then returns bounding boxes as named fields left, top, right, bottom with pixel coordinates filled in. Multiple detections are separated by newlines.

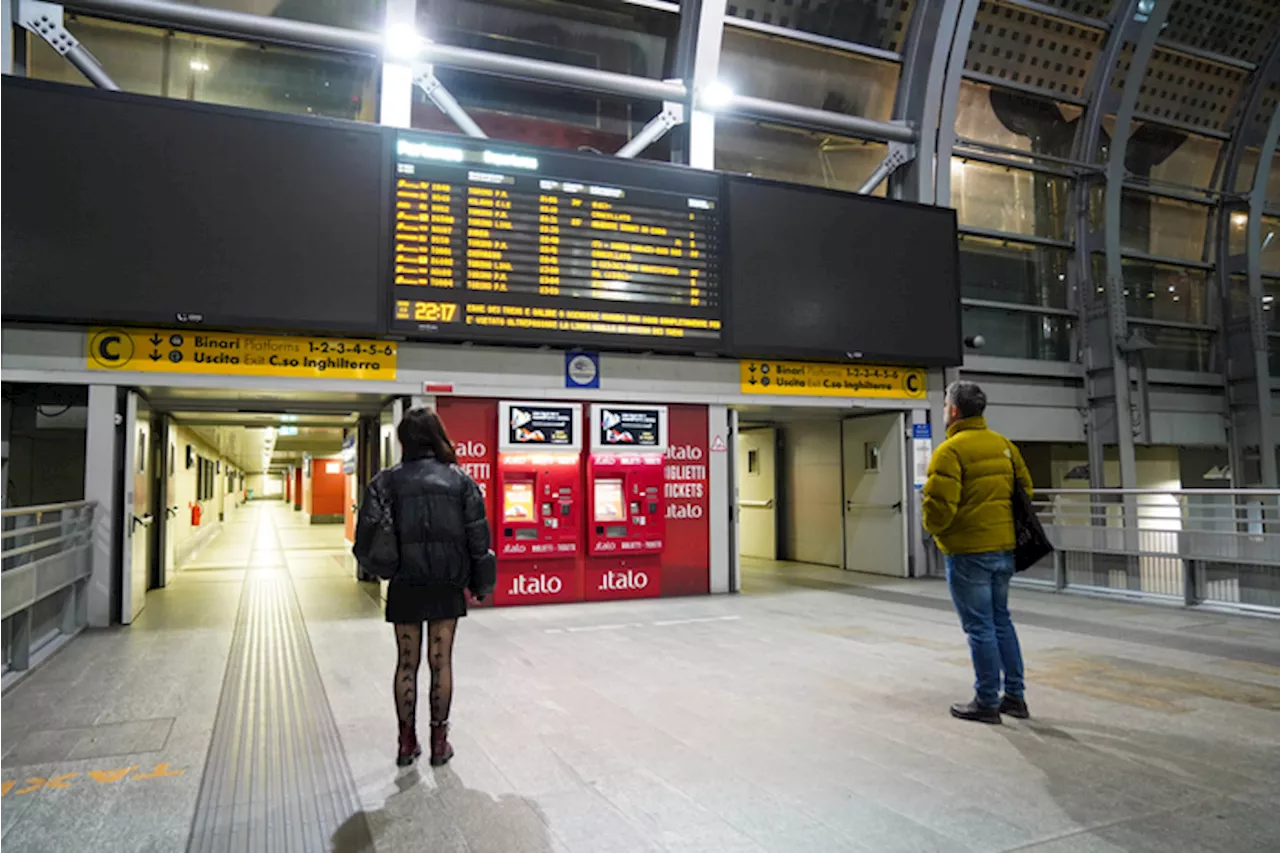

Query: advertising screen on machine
left=388, top=130, right=723, bottom=353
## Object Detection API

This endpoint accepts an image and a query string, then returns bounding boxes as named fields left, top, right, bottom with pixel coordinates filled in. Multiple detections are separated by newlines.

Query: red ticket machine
left=493, top=401, right=583, bottom=606
left=584, top=405, right=667, bottom=601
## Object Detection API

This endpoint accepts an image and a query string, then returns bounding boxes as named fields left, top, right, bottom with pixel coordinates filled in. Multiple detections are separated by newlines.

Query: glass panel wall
left=719, top=26, right=899, bottom=120
left=27, top=16, right=377, bottom=121
left=959, top=236, right=1070, bottom=309
left=954, top=81, right=1083, bottom=158
left=1117, top=191, right=1212, bottom=262
left=1121, top=261, right=1211, bottom=325
left=723, top=0, right=917, bottom=53
left=413, top=70, right=667, bottom=155
left=962, top=307, right=1073, bottom=361
left=1225, top=214, right=1280, bottom=275
left=951, top=160, right=1071, bottom=240
left=1136, top=326, right=1218, bottom=373
left=715, top=121, right=887, bottom=194
left=420, top=0, right=679, bottom=79
left=1123, top=125, right=1222, bottom=192
left=203, top=1, right=385, bottom=30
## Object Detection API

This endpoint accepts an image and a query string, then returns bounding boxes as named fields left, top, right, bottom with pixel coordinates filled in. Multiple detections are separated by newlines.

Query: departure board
left=389, top=134, right=723, bottom=350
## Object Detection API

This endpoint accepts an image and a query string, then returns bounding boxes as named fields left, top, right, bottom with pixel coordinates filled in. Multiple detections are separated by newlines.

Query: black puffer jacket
left=355, top=453, right=494, bottom=592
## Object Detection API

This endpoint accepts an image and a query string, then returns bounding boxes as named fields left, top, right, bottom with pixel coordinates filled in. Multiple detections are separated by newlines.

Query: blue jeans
left=946, top=551, right=1024, bottom=708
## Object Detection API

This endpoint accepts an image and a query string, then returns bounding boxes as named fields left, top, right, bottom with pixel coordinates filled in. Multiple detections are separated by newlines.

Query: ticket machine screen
left=593, top=479, right=625, bottom=523
left=503, top=481, right=535, bottom=521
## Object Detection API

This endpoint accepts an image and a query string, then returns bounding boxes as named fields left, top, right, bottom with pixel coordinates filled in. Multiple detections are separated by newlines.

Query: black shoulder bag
left=1007, top=441, right=1053, bottom=572
left=357, top=479, right=400, bottom=580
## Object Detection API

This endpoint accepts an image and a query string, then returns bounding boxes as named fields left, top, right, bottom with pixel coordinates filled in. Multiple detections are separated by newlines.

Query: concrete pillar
left=83, top=385, right=120, bottom=626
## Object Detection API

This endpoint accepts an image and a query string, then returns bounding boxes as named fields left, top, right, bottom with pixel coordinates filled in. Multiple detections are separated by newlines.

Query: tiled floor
left=4, top=504, right=1280, bottom=852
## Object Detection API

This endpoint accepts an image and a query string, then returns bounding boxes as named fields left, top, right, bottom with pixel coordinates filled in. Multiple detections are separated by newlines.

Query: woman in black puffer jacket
left=354, top=407, right=495, bottom=767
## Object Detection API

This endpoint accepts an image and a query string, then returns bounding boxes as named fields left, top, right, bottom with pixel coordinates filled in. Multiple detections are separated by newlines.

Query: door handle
left=165, top=506, right=180, bottom=519
left=131, top=513, right=153, bottom=532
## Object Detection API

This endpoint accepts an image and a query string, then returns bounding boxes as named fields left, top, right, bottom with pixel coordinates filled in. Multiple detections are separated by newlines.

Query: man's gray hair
left=946, top=381, right=987, bottom=419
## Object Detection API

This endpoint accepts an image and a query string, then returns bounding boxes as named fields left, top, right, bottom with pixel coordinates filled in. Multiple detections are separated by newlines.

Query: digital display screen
left=389, top=133, right=723, bottom=350
left=724, top=175, right=962, bottom=366
left=503, top=481, right=535, bottom=521
left=594, top=479, right=626, bottom=522
left=1, top=78, right=383, bottom=334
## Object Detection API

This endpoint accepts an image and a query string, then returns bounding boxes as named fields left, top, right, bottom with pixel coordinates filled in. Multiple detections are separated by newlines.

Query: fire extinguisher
left=191, top=503, right=202, bottom=526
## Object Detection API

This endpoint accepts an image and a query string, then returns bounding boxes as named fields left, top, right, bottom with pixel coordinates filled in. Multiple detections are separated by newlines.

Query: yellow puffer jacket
left=923, top=416, right=1033, bottom=556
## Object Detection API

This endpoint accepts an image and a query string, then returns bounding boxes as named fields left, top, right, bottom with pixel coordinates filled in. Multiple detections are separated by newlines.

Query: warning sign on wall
left=740, top=360, right=925, bottom=400
left=86, top=328, right=397, bottom=380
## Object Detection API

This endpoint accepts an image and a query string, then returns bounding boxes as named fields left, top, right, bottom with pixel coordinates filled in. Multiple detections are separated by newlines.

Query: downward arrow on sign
left=150, top=352, right=162, bottom=362
left=149, top=334, right=162, bottom=346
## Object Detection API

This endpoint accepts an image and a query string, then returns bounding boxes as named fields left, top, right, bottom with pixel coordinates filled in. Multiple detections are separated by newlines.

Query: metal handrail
left=0, top=499, right=96, bottom=518
left=1039, top=488, right=1280, bottom=497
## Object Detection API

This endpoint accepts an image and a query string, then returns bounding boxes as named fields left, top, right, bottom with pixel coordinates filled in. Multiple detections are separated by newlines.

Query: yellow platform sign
left=87, top=328, right=397, bottom=380
left=740, top=360, right=926, bottom=400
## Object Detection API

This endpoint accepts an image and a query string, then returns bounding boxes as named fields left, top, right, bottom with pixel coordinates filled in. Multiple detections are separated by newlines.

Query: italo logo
left=667, top=444, right=703, bottom=461
left=455, top=440, right=487, bottom=459
left=598, top=569, right=648, bottom=591
left=508, top=574, right=562, bottom=595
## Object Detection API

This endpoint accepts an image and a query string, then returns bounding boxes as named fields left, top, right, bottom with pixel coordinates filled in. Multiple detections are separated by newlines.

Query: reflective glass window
left=1234, top=149, right=1280, bottom=203
left=1226, top=214, right=1280, bottom=275
left=726, top=0, right=917, bottom=54
left=1118, top=192, right=1212, bottom=263
left=420, top=0, right=678, bottom=79
left=959, top=236, right=1070, bottom=309
left=1123, top=124, right=1222, bottom=191
left=962, top=307, right=1073, bottom=361
left=27, top=16, right=377, bottom=121
left=197, top=1, right=385, bottom=30
left=720, top=26, right=899, bottom=121
left=1122, top=261, right=1212, bottom=326
left=413, top=70, right=668, bottom=156
left=715, top=120, right=888, bottom=194
left=951, top=159, right=1071, bottom=241
left=955, top=81, right=1083, bottom=159
left=1137, top=327, right=1218, bottom=373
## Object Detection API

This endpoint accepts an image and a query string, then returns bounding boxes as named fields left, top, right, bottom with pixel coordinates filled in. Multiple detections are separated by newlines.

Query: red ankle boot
left=397, top=723, right=421, bottom=767
left=429, top=721, right=454, bottom=767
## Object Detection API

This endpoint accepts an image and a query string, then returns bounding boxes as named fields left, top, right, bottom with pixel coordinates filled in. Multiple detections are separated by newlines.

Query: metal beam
left=19, top=0, right=119, bottom=89
left=856, top=142, right=915, bottom=195
left=617, top=100, right=683, bottom=159
left=414, top=67, right=487, bottom=139
left=3, top=0, right=15, bottom=74
left=887, top=0, right=977, bottom=203
left=726, top=94, right=915, bottom=145
left=1216, top=26, right=1280, bottom=487
left=1070, top=0, right=1167, bottom=491
left=679, top=0, right=726, bottom=170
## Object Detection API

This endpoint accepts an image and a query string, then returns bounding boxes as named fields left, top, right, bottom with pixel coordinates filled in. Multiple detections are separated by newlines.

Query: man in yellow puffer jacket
left=924, top=381, right=1033, bottom=725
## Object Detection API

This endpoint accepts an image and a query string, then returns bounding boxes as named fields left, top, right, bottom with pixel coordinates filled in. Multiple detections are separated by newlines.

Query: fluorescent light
left=699, top=81, right=735, bottom=111
left=385, top=22, right=423, bottom=61
left=189, top=59, right=209, bottom=72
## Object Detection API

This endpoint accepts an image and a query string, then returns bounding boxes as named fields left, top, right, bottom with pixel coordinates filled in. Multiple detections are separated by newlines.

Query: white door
left=380, top=398, right=405, bottom=469
left=122, top=392, right=153, bottom=623
left=842, top=413, right=908, bottom=577
left=735, top=427, right=777, bottom=559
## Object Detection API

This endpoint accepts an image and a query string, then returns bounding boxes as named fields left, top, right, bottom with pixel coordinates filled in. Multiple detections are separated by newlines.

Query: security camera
left=964, top=335, right=986, bottom=350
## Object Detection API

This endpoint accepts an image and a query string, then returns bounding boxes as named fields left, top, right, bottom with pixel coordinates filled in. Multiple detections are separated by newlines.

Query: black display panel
left=389, top=132, right=723, bottom=350
left=724, top=176, right=962, bottom=366
left=1, top=78, right=384, bottom=334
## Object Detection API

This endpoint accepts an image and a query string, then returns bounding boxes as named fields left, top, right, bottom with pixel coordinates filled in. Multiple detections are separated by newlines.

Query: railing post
left=1053, top=549, right=1067, bottom=591
left=1184, top=559, right=1199, bottom=607
left=11, top=609, right=31, bottom=671
left=60, top=581, right=80, bottom=634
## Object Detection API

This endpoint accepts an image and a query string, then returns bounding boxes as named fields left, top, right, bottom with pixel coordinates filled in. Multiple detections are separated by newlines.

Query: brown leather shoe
left=430, top=721, right=455, bottom=767
left=397, top=723, right=422, bottom=767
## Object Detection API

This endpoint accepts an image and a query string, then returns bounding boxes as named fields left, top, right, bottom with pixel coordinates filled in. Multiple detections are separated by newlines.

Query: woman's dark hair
left=397, top=407, right=457, bottom=464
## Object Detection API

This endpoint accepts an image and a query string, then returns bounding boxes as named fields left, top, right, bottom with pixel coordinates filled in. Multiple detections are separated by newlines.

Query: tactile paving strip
left=187, top=569, right=369, bottom=852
